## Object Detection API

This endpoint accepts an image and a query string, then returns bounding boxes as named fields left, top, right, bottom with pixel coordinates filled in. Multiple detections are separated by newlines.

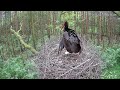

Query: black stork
left=58, top=21, right=82, bottom=55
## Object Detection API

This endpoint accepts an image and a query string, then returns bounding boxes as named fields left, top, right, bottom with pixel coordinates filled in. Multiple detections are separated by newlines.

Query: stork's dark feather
left=58, top=21, right=82, bottom=54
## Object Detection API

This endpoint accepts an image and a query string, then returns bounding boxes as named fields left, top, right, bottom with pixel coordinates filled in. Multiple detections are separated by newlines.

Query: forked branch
left=10, top=22, right=38, bottom=54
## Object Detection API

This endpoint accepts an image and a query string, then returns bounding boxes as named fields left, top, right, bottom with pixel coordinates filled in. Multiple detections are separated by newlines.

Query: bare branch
left=17, top=22, right=22, bottom=33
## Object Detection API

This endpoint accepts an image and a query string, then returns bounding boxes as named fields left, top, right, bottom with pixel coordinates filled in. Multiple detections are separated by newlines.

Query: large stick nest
left=30, top=35, right=103, bottom=79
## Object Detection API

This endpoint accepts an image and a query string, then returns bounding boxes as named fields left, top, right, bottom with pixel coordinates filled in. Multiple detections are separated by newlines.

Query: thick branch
left=10, top=26, right=38, bottom=54
left=112, top=11, right=120, bottom=18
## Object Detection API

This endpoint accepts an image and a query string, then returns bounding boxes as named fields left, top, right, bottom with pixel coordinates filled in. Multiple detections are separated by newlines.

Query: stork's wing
left=63, top=31, right=80, bottom=44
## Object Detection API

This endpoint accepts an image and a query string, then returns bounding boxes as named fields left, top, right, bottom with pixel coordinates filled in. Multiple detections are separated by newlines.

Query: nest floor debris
left=30, top=35, right=103, bottom=79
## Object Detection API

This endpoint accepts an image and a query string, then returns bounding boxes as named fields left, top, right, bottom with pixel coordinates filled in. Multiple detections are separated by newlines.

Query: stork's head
left=61, top=21, right=68, bottom=31
left=64, top=21, right=68, bottom=28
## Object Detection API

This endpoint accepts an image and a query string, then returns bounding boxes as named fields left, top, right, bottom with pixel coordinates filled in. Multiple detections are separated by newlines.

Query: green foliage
left=100, top=45, right=120, bottom=79
left=101, top=48, right=116, bottom=67
left=0, top=56, right=38, bottom=79
left=88, top=27, right=98, bottom=33
left=101, top=64, right=120, bottom=79
left=61, top=12, right=75, bottom=22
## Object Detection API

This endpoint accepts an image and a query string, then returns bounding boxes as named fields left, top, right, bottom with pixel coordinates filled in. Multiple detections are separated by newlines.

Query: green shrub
left=101, top=64, right=120, bottom=79
left=0, top=56, right=38, bottom=79
left=100, top=45, right=120, bottom=79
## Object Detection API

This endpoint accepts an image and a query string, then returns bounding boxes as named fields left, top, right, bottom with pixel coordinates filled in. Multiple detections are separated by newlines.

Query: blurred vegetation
left=99, top=44, right=120, bottom=79
left=0, top=56, right=38, bottom=79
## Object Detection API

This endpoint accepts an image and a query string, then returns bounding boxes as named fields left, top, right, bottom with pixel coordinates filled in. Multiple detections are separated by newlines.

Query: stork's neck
left=64, top=26, right=69, bottom=32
